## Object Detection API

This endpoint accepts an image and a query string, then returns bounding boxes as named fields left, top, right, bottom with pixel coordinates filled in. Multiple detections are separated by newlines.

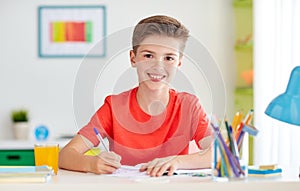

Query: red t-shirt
left=78, top=87, right=210, bottom=165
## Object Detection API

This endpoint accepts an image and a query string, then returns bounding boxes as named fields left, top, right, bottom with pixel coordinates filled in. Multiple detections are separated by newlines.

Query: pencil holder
left=211, top=121, right=248, bottom=181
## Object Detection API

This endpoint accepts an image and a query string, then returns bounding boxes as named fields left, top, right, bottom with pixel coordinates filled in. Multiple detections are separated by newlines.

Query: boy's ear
left=178, top=60, right=182, bottom=67
left=130, top=50, right=136, bottom=67
left=178, top=57, right=182, bottom=67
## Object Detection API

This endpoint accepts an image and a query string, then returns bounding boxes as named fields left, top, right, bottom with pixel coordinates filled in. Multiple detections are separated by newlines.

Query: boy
left=59, top=15, right=212, bottom=177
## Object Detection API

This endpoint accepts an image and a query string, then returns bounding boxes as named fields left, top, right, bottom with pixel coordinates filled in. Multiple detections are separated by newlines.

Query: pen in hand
left=93, top=127, right=109, bottom=152
left=93, top=128, right=122, bottom=170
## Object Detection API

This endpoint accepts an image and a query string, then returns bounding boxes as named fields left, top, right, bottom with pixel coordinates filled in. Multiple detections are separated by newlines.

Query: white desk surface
left=0, top=166, right=299, bottom=191
left=0, top=139, right=70, bottom=149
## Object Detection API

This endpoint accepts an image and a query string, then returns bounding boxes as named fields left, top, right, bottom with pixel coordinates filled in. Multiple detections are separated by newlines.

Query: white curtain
left=254, top=0, right=300, bottom=166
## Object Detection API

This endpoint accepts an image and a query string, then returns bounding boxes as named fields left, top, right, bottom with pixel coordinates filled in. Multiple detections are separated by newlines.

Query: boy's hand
left=139, top=156, right=179, bottom=177
left=90, top=151, right=121, bottom=174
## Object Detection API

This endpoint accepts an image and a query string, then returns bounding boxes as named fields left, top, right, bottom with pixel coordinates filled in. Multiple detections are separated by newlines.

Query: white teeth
left=149, top=74, right=163, bottom=79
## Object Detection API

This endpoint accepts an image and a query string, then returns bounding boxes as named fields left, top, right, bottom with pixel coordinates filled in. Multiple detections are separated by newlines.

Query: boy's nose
left=154, top=59, right=164, bottom=65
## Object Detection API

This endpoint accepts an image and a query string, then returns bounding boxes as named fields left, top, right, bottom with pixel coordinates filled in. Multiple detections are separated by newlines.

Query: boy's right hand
left=90, top=151, right=122, bottom=174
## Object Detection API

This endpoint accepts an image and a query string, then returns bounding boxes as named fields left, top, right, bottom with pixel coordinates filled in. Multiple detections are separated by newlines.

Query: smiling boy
left=59, top=15, right=212, bottom=177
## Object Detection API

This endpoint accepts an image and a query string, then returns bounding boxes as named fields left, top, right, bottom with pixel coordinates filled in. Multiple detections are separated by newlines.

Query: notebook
left=248, top=166, right=282, bottom=177
left=0, top=165, right=53, bottom=183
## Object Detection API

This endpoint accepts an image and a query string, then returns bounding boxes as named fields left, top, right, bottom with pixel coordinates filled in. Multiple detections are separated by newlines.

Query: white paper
left=107, top=165, right=211, bottom=178
left=108, top=165, right=147, bottom=178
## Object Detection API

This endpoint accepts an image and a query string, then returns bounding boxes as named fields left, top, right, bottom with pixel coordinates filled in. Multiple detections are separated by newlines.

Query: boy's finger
left=98, top=164, right=119, bottom=174
left=98, top=155, right=121, bottom=168
left=99, top=151, right=121, bottom=162
left=107, top=161, right=121, bottom=168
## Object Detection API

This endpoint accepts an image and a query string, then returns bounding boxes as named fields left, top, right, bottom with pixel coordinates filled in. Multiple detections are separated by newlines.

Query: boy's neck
left=136, top=85, right=170, bottom=115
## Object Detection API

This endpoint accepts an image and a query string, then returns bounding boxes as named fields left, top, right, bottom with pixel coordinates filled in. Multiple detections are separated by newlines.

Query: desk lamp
left=265, top=66, right=300, bottom=178
left=265, top=66, right=300, bottom=126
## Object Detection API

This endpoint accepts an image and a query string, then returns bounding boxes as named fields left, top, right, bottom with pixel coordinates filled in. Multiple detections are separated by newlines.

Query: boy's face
left=130, top=35, right=182, bottom=91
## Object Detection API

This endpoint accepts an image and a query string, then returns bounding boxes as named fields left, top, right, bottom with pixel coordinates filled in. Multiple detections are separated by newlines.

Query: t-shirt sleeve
left=191, top=99, right=213, bottom=150
left=78, top=96, right=113, bottom=146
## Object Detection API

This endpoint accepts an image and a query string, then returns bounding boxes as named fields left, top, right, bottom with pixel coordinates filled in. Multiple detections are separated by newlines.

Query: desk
left=0, top=167, right=299, bottom=191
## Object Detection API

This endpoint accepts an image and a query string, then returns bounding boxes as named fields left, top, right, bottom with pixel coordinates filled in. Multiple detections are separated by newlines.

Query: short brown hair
left=132, top=15, right=189, bottom=55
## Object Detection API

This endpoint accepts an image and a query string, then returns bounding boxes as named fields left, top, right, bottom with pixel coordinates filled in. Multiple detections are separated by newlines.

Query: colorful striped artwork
left=50, top=21, right=92, bottom=43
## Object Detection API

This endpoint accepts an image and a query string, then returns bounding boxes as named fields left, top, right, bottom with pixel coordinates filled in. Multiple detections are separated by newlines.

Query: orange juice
left=34, top=144, right=59, bottom=174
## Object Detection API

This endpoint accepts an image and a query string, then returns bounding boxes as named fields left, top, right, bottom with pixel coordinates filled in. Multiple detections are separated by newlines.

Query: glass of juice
left=34, top=143, right=59, bottom=175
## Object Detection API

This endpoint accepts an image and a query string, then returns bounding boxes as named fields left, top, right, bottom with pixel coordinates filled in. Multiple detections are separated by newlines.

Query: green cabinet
left=0, top=150, right=35, bottom=166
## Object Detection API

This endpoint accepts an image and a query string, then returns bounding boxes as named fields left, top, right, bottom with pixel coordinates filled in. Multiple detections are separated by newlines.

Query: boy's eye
left=144, top=54, right=153, bottom=58
left=165, top=56, right=175, bottom=61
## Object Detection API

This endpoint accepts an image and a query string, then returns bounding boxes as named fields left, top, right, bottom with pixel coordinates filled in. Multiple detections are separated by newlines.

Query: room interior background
left=254, top=0, right=300, bottom=167
left=0, top=0, right=236, bottom=140
left=1, top=0, right=299, bottom=171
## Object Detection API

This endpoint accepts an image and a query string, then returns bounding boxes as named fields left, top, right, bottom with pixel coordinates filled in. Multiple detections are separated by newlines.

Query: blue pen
left=93, top=127, right=109, bottom=152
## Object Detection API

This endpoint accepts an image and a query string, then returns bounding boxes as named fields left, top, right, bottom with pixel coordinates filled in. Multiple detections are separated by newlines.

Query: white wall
left=0, top=0, right=235, bottom=140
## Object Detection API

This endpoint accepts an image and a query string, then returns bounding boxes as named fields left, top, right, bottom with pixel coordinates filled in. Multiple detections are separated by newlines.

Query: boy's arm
left=59, top=134, right=121, bottom=174
left=174, top=147, right=212, bottom=169
left=140, top=147, right=212, bottom=177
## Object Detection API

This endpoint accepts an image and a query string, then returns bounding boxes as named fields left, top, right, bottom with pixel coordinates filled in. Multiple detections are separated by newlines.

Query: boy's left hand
left=139, top=156, right=179, bottom=177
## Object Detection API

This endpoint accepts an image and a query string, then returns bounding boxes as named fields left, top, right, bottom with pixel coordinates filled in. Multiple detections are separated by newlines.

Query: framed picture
left=38, top=5, right=106, bottom=58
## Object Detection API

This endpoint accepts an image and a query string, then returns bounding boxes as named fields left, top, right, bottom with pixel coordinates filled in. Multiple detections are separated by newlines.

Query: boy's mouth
left=147, top=73, right=166, bottom=82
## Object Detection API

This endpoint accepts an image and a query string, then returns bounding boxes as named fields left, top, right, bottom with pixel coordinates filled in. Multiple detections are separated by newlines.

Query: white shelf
left=0, top=139, right=70, bottom=150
